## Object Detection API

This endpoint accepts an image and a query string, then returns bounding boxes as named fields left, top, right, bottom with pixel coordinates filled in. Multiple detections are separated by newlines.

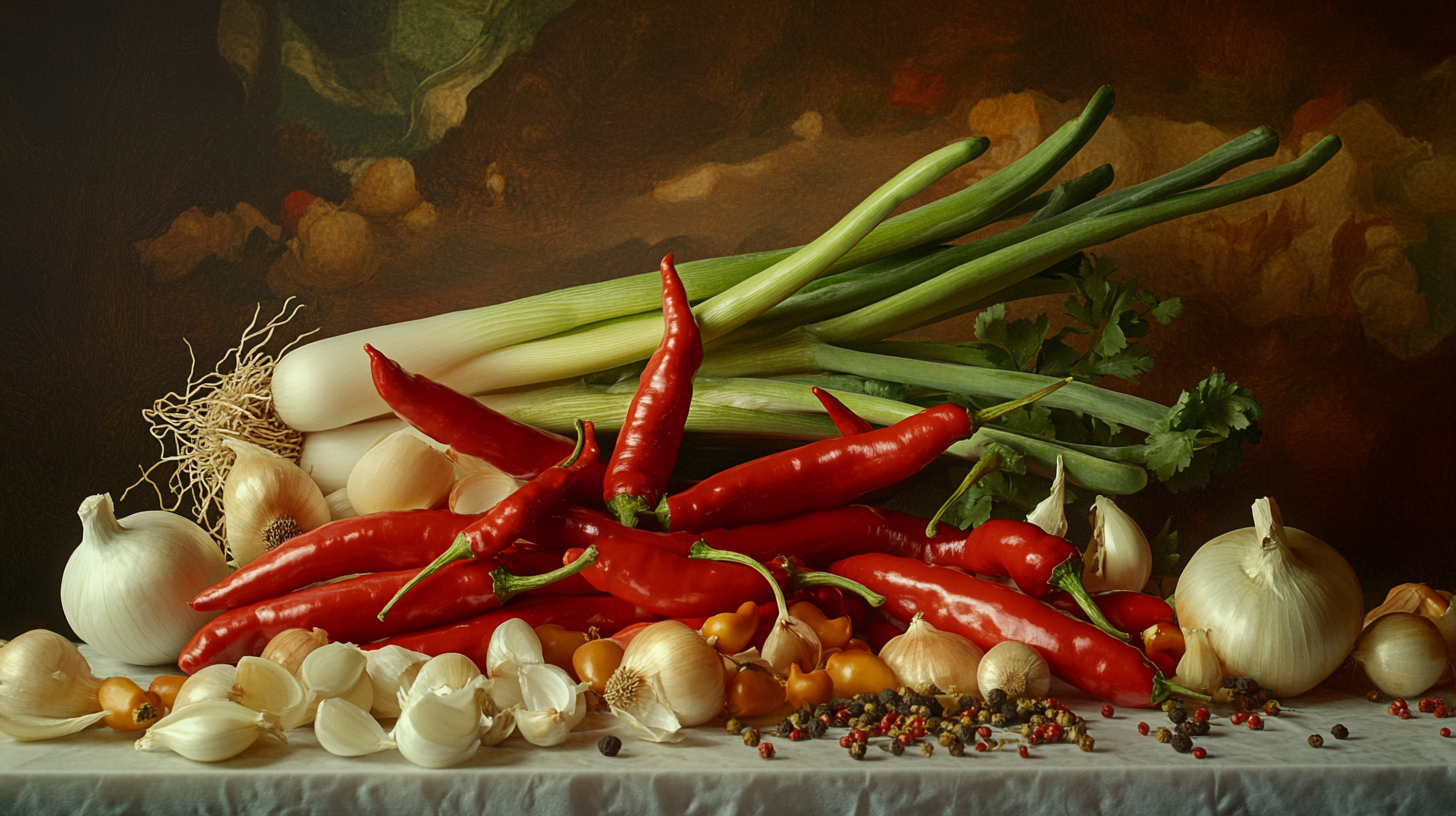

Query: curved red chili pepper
left=921, top=518, right=1126, bottom=638
left=811, top=386, right=874, bottom=436
left=364, top=596, right=661, bottom=672
left=365, top=344, right=606, bottom=504
left=1049, top=589, right=1175, bottom=636
left=379, top=420, right=599, bottom=619
left=603, top=255, right=702, bottom=527
left=566, top=541, right=782, bottom=617
left=191, top=509, right=486, bottom=611
left=178, top=547, right=599, bottom=672
left=828, top=553, right=1201, bottom=708
left=655, top=380, right=1068, bottom=533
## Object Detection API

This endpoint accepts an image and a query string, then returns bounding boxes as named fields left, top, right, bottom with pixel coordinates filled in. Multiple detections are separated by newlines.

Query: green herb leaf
left=1148, top=518, right=1181, bottom=576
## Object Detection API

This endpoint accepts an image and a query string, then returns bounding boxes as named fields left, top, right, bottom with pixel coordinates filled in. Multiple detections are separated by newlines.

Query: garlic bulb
left=977, top=641, right=1051, bottom=701
left=1024, top=455, right=1069, bottom=537
left=261, top=627, right=330, bottom=675
left=762, top=615, right=822, bottom=678
left=135, top=700, right=286, bottom=762
left=392, top=685, right=481, bottom=768
left=1173, top=628, right=1224, bottom=695
left=62, top=494, right=229, bottom=665
left=347, top=430, right=455, bottom=515
left=174, top=664, right=238, bottom=710
left=364, top=645, right=429, bottom=718
left=1175, top=497, right=1362, bottom=697
left=222, top=439, right=331, bottom=567
left=315, top=698, right=396, bottom=756
left=604, top=621, right=724, bottom=738
left=879, top=613, right=983, bottom=694
left=1082, top=496, right=1152, bottom=593
left=1351, top=613, right=1449, bottom=698
left=0, top=630, right=108, bottom=740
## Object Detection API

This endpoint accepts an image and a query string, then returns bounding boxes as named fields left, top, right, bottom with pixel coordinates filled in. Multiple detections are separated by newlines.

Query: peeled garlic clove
left=0, top=630, right=104, bottom=725
left=135, top=700, right=285, bottom=762
left=324, top=488, right=357, bottom=521
left=1083, top=496, right=1153, bottom=593
left=878, top=613, right=983, bottom=695
left=448, top=468, right=520, bottom=515
left=230, top=656, right=309, bottom=729
left=1173, top=628, right=1224, bottom=695
left=347, top=430, right=455, bottom=515
left=1024, top=455, right=1069, bottom=537
left=364, top=645, right=429, bottom=719
left=261, top=627, right=329, bottom=675
left=174, top=664, right=239, bottom=710
left=977, top=641, right=1051, bottom=701
left=393, top=686, right=481, bottom=768
left=300, top=643, right=369, bottom=699
left=487, top=619, right=545, bottom=673
left=761, top=616, right=821, bottom=678
left=1352, top=612, right=1448, bottom=698
left=414, top=652, right=482, bottom=696
left=315, top=698, right=395, bottom=756
left=0, top=710, right=109, bottom=741
left=222, top=439, right=332, bottom=567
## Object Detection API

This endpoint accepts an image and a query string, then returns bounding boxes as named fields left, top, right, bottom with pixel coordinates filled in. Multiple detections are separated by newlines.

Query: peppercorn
left=1101, top=704, right=1115, bottom=718
left=814, top=704, right=833, bottom=719
left=938, top=732, right=956, bottom=747
left=847, top=703, right=866, bottom=717
left=986, top=689, right=1008, bottom=707
left=862, top=702, right=879, bottom=717
left=597, top=735, right=622, bottom=757
left=1192, top=746, right=1207, bottom=759
left=1247, top=714, right=1264, bottom=731
left=888, top=739, right=905, bottom=756
left=1194, top=707, right=1210, bottom=723
left=1078, top=735, right=1096, bottom=752
left=777, top=719, right=795, bottom=737
left=1223, top=677, right=1239, bottom=689
left=809, top=720, right=828, bottom=739
left=955, top=725, right=976, bottom=744
left=725, top=718, right=744, bottom=735
left=1263, top=700, right=1282, bottom=716
left=758, top=742, right=775, bottom=760
left=1308, top=734, right=1324, bottom=748
left=1235, top=677, right=1259, bottom=695
left=1168, top=707, right=1188, bottom=725
left=976, top=710, right=992, bottom=725
left=790, top=728, right=810, bottom=742
left=1000, top=703, right=1019, bottom=720
left=1192, top=720, right=1211, bottom=737
left=1170, top=733, right=1193, bottom=754
left=1177, top=720, right=1199, bottom=738
left=742, top=728, right=761, bottom=747
left=1441, top=728, right=1452, bottom=738
left=1161, top=699, right=1179, bottom=713
left=878, top=688, right=900, bottom=706
left=925, top=716, right=943, bottom=732
left=1330, top=724, right=1349, bottom=740
left=1137, top=721, right=1150, bottom=736
left=956, top=695, right=976, bottom=712
left=949, top=739, right=966, bottom=757
left=1154, top=727, right=1173, bottom=743
left=921, top=742, right=934, bottom=757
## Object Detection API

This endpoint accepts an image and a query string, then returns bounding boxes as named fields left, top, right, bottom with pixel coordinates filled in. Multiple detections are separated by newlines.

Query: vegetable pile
left=9, top=85, right=1455, bottom=767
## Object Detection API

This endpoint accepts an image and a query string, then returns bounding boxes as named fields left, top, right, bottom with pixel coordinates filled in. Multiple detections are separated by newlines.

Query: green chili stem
left=1047, top=559, right=1128, bottom=640
left=784, top=563, right=886, bottom=608
left=689, top=540, right=790, bottom=619
left=492, top=545, right=599, bottom=605
left=378, top=532, right=475, bottom=621
left=1152, top=673, right=1213, bottom=704
left=925, top=451, right=1006, bottom=537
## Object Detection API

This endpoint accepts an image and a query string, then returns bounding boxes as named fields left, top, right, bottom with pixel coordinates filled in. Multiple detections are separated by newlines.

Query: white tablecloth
left=4, top=648, right=1454, bottom=816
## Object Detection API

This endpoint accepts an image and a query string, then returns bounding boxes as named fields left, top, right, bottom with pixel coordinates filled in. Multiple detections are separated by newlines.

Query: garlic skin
left=0, top=630, right=108, bottom=740
left=448, top=466, right=520, bottom=515
left=135, top=700, right=286, bottom=762
left=364, top=645, right=429, bottom=719
left=1024, top=455, right=1069, bottom=537
left=346, top=430, right=455, bottom=515
left=1173, top=628, right=1224, bottom=695
left=604, top=621, right=724, bottom=734
left=62, top=494, right=229, bottom=666
left=1176, top=497, right=1363, bottom=697
left=761, top=616, right=822, bottom=678
left=879, top=613, right=983, bottom=695
left=261, top=627, right=330, bottom=675
left=174, top=664, right=238, bottom=710
left=315, top=698, right=395, bottom=756
left=1082, top=496, right=1152, bottom=593
left=222, top=438, right=331, bottom=567
left=1352, top=613, right=1449, bottom=698
left=977, top=641, right=1051, bottom=701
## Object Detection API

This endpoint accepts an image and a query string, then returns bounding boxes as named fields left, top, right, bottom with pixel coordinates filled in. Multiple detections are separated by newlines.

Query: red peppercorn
left=1419, top=699, right=1437, bottom=713
left=789, top=728, right=809, bottom=742
left=1247, top=714, right=1264, bottom=731
left=1192, top=746, right=1207, bottom=760
left=758, top=742, right=775, bottom=760
left=1137, top=722, right=1150, bottom=736
left=1046, top=698, right=1062, bottom=711
left=1101, top=704, right=1115, bottom=718
left=895, top=733, right=914, bottom=746
left=1440, top=727, right=1451, bottom=738
left=1399, top=710, right=1412, bottom=720
left=1194, top=707, right=1210, bottom=723
left=1394, top=698, right=1409, bottom=710
left=1436, top=707, right=1449, bottom=719
left=977, top=726, right=992, bottom=740
left=838, top=735, right=853, bottom=748
left=1230, top=712, right=1247, bottom=725
left=1018, top=744, right=1030, bottom=758
left=849, top=729, right=869, bottom=744
left=1044, top=723, right=1064, bottom=743
left=873, top=723, right=887, bottom=737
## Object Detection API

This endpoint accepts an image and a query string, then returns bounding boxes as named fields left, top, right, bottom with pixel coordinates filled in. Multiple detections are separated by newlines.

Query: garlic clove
left=134, top=700, right=286, bottom=762
left=1083, top=496, right=1153, bottom=593
left=609, top=674, right=684, bottom=743
left=222, top=439, right=332, bottom=567
left=1172, top=628, right=1224, bottom=695
left=1024, top=455, right=1069, bottom=537
left=0, top=710, right=110, bottom=741
left=479, top=709, right=516, bottom=747
left=976, top=641, right=1051, bottom=701
left=761, top=616, right=821, bottom=678
left=485, top=661, right=525, bottom=713
left=260, top=627, right=329, bottom=675
left=230, top=656, right=309, bottom=730
left=315, top=698, right=395, bottom=756
left=346, top=430, right=455, bottom=515
left=487, top=619, right=545, bottom=673
left=448, top=467, right=521, bottom=515
left=1351, top=612, right=1449, bottom=698
left=879, top=613, right=983, bottom=695
left=401, top=652, right=482, bottom=712
left=392, top=686, right=481, bottom=768
left=299, top=642, right=369, bottom=699
left=514, top=707, right=575, bottom=747
left=364, top=645, right=429, bottom=719
left=324, top=488, right=357, bottom=521
left=174, top=664, right=239, bottom=710
left=0, top=630, right=105, bottom=724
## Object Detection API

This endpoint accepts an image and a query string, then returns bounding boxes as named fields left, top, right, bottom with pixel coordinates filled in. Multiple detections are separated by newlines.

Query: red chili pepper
left=178, top=546, right=599, bottom=672
left=1049, top=589, right=1175, bottom=636
left=811, top=386, right=874, bottom=436
left=365, top=343, right=605, bottom=503
left=603, top=255, right=702, bottom=527
left=828, top=553, right=1201, bottom=708
left=655, top=380, right=1068, bottom=533
left=363, top=596, right=659, bottom=671
left=379, top=420, right=598, bottom=619
left=567, top=541, right=783, bottom=618
left=1140, top=622, right=1186, bottom=676
left=191, top=509, right=486, bottom=611
left=922, top=518, right=1126, bottom=638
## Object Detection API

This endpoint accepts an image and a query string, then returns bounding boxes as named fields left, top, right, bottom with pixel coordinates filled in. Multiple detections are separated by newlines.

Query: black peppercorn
left=1170, top=733, right=1193, bottom=754
left=889, top=739, right=905, bottom=756
left=956, top=725, right=977, bottom=744
left=1168, top=707, right=1188, bottom=724
left=849, top=741, right=868, bottom=760
left=956, top=695, right=977, bottom=713
left=809, top=720, right=828, bottom=739
left=879, top=688, right=901, bottom=706
left=986, top=688, right=1008, bottom=707
left=597, top=735, right=622, bottom=757
left=1000, top=703, right=1019, bottom=720
left=921, top=742, right=935, bottom=757
left=1331, top=724, right=1349, bottom=740
left=1235, top=677, right=1259, bottom=695
left=777, top=719, right=795, bottom=737
left=1308, top=734, right=1324, bottom=748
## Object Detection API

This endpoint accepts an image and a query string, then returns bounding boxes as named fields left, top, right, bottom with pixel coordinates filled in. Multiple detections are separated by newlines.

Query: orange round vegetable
left=826, top=650, right=899, bottom=699
left=98, top=677, right=163, bottom=732
left=573, top=638, right=625, bottom=696
left=702, top=601, right=760, bottom=654
left=536, top=624, right=590, bottom=681
left=147, top=674, right=187, bottom=712
left=726, top=665, right=784, bottom=719
left=786, top=663, right=835, bottom=709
